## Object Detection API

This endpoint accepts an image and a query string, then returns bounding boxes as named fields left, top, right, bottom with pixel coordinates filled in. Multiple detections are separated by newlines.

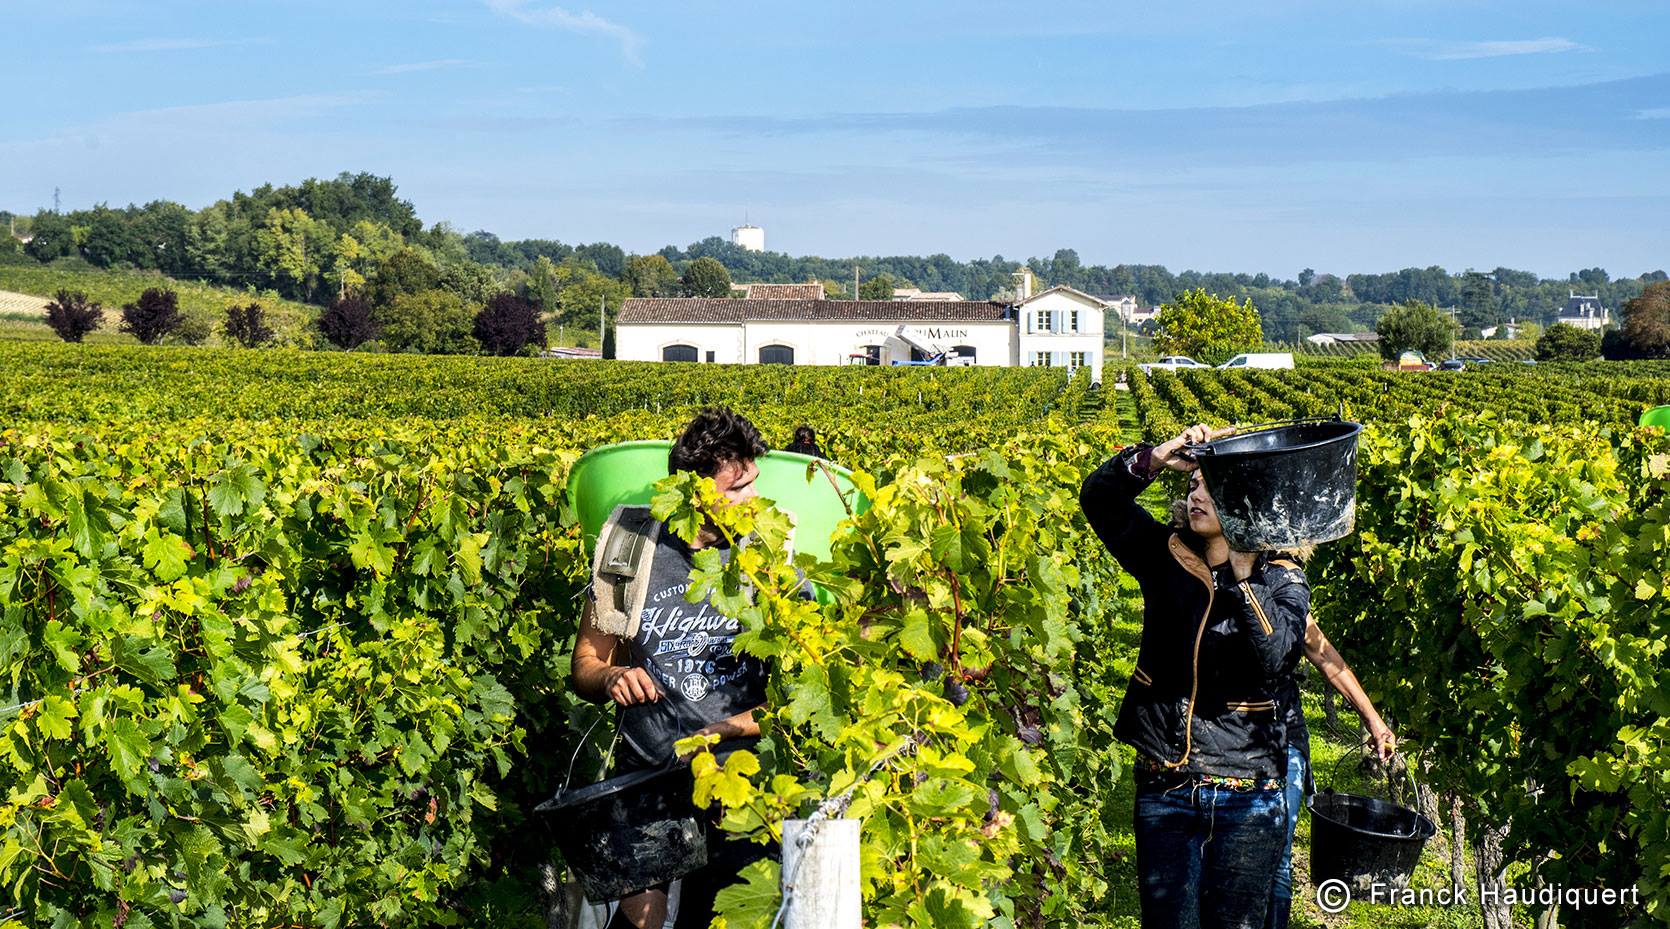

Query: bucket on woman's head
left=535, top=763, right=708, bottom=903
left=1184, top=417, right=1363, bottom=552
left=1641, top=404, right=1670, bottom=429
left=1307, top=753, right=1437, bottom=896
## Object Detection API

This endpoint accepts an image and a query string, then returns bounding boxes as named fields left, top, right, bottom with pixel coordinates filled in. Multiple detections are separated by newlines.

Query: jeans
left=1265, top=745, right=1307, bottom=929
left=1134, top=773, right=1288, bottom=929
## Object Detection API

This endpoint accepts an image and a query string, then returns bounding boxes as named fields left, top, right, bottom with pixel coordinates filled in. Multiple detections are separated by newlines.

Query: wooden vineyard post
left=782, top=818, right=861, bottom=929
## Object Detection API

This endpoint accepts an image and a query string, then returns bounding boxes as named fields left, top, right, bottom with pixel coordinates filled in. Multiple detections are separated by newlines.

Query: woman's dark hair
left=669, top=407, right=769, bottom=477
left=793, top=425, right=816, bottom=445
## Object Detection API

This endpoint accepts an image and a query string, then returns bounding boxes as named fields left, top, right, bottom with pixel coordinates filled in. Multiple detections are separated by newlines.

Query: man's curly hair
left=668, top=407, right=769, bottom=477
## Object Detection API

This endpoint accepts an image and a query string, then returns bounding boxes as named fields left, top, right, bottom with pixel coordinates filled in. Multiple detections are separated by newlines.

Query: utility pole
left=53, top=187, right=60, bottom=213
left=853, top=264, right=859, bottom=301
left=599, top=294, right=606, bottom=353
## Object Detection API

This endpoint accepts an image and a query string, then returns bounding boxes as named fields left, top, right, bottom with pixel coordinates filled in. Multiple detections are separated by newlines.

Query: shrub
left=44, top=289, right=103, bottom=342
left=1534, top=322, right=1601, bottom=361
left=172, top=313, right=213, bottom=346
left=318, top=293, right=379, bottom=350
left=376, top=289, right=479, bottom=355
left=119, top=287, right=183, bottom=344
left=224, top=302, right=276, bottom=348
left=473, top=293, right=545, bottom=356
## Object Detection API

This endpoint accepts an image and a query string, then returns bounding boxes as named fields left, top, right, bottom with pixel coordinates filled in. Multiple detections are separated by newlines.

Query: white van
left=1217, top=352, right=1295, bottom=370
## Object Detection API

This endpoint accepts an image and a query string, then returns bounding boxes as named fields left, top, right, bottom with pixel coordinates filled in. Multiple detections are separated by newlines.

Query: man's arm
left=572, top=599, right=661, bottom=706
left=694, top=707, right=761, bottom=742
left=1303, top=616, right=1395, bottom=761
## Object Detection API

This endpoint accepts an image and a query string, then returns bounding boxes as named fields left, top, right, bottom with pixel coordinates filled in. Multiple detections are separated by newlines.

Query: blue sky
left=4, top=0, right=1668, bottom=278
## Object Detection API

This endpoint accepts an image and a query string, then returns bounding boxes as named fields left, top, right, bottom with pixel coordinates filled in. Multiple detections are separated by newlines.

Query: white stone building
left=617, top=290, right=1108, bottom=381
left=1556, top=292, right=1610, bottom=330
left=1013, top=285, right=1107, bottom=381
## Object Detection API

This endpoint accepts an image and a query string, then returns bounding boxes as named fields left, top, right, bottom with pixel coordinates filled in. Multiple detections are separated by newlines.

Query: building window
left=862, top=344, right=881, bottom=365
left=759, top=345, right=795, bottom=365
left=705, top=350, right=716, bottom=363
left=1031, top=352, right=1051, bottom=367
left=662, top=344, right=698, bottom=362
left=1069, top=351, right=1090, bottom=370
left=1033, top=309, right=1053, bottom=333
left=1069, top=309, right=1080, bottom=333
left=951, top=345, right=976, bottom=363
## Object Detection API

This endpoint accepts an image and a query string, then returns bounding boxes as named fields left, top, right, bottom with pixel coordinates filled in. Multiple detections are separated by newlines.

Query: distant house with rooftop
left=742, top=282, right=826, bottom=300
left=893, top=287, right=964, bottom=302
left=1556, top=292, right=1610, bottom=330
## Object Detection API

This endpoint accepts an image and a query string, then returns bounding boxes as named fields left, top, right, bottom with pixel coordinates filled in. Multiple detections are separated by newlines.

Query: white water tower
left=731, top=224, right=765, bottom=252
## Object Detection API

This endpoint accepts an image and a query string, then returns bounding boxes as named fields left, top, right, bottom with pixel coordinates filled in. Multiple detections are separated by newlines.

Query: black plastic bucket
left=1309, top=792, right=1437, bottom=893
left=1185, top=418, right=1363, bottom=551
left=1307, top=756, right=1437, bottom=895
left=535, top=763, right=708, bottom=903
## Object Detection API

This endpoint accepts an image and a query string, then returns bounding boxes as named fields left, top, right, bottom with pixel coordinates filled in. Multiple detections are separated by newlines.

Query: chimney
left=1013, top=268, right=1035, bottom=301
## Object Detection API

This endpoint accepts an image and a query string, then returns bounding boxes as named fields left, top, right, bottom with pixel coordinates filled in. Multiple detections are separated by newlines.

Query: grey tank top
left=617, top=526, right=768, bottom=765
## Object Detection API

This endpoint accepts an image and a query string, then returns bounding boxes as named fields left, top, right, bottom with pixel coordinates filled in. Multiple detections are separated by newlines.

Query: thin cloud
left=1637, top=107, right=1670, bottom=119
left=90, top=37, right=269, bottom=54
left=374, top=59, right=474, bottom=75
left=481, top=0, right=642, bottom=64
left=1395, top=37, right=1592, bottom=61
left=602, top=73, right=1670, bottom=170
left=108, top=93, right=378, bottom=132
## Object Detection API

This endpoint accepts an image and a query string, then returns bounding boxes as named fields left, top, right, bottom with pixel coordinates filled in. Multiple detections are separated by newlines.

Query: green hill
left=0, top=264, right=318, bottom=345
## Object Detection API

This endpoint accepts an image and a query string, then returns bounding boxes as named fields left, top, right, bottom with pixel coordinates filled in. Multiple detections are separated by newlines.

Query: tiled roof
left=743, top=283, right=826, bottom=300
left=619, top=298, right=1011, bottom=323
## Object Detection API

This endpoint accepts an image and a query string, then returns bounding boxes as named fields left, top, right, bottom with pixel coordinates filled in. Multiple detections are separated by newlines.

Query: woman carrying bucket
left=1080, top=424, right=1309, bottom=929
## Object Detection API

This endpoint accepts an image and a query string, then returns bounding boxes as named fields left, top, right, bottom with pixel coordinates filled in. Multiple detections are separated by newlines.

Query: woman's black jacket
left=1080, top=446, right=1309, bottom=781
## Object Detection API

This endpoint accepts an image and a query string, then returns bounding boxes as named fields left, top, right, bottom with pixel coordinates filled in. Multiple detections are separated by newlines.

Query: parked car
left=1464, top=356, right=1493, bottom=365
left=1437, top=359, right=1466, bottom=371
left=1521, top=358, right=1539, bottom=365
left=1217, top=352, right=1295, bottom=370
left=1138, top=355, right=1208, bottom=374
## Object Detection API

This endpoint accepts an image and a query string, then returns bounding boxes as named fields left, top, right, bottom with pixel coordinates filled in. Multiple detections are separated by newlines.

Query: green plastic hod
left=1642, top=405, right=1670, bottom=429
left=566, top=440, right=870, bottom=593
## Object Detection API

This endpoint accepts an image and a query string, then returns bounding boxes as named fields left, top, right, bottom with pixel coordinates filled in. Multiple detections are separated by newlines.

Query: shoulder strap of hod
left=590, top=505, right=657, bottom=639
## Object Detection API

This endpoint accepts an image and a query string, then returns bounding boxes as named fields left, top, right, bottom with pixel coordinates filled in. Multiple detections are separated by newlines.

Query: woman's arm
left=1304, top=617, right=1395, bottom=761
left=1080, top=424, right=1233, bottom=573
left=1224, top=562, right=1309, bottom=681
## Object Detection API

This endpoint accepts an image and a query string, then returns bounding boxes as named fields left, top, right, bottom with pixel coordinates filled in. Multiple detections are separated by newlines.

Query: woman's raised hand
left=1152, top=423, right=1237, bottom=472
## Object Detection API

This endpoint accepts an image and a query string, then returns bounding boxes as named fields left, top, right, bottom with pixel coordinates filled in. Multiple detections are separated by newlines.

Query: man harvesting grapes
left=570, top=407, right=780, bottom=929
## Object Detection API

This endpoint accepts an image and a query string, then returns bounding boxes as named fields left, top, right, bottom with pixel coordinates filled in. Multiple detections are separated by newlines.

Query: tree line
left=5, top=172, right=1666, bottom=347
